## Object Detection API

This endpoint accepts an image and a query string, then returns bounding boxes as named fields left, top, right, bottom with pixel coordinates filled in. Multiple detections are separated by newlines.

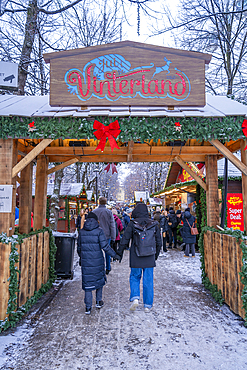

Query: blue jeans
left=129, top=267, right=154, bottom=308
left=84, top=287, right=103, bottom=309
left=105, top=238, right=111, bottom=271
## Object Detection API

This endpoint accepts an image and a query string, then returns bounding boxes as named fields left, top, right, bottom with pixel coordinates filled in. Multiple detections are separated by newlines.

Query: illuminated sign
left=44, top=41, right=211, bottom=107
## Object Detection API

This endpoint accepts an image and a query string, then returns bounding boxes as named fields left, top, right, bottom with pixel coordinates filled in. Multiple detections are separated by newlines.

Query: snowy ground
left=0, top=248, right=247, bottom=370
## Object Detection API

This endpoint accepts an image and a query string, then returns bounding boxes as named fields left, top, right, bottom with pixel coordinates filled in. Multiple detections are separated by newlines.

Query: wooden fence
left=204, top=230, right=245, bottom=319
left=0, top=231, right=49, bottom=321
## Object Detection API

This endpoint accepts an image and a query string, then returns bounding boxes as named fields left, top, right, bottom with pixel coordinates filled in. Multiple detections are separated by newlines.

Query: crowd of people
left=76, top=198, right=197, bottom=315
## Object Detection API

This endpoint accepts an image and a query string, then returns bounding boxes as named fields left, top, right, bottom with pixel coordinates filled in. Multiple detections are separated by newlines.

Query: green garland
left=0, top=115, right=245, bottom=142
left=0, top=227, right=57, bottom=331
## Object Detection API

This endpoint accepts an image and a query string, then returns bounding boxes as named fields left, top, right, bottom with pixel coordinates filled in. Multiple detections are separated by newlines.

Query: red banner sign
left=227, top=193, right=244, bottom=231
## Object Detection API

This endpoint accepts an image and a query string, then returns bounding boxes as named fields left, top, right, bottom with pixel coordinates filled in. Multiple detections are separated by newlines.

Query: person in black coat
left=167, top=207, right=178, bottom=248
left=77, top=212, right=120, bottom=314
left=181, top=207, right=196, bottom=257
left=116, top=203, right=161, bottom=312
left=160, top=210, right=169, bottom=253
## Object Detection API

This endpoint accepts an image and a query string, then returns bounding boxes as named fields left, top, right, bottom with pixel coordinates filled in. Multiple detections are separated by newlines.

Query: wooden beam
left=12, top=139, right=53, bottom=178
left=174, top=156, right=207, bottom=191
left=19, top=163, right=32, bottom=234
left=210, top=139, right=247, bottom=176
left=16, top=175, right=21, bottom=183
left=205, top=155, right=219, bottom=227
left=127, top=140, right=134, bottom=162
left=47, top=154, right=208, bottom=163
left=0, top=139, right=18, bottom=236
left=225, top=139, right=241, bottom=153
left=240, top=139, right=247, bottom=232
left=34, top=156, right=48, bottom=230
left=47, top=158, right=79, bottom=175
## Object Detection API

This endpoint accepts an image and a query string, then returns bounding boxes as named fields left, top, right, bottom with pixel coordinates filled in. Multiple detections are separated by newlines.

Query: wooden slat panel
left=18, top=238, right=30, bottom=306
left=213, top=232, right=220, bottom=287
left=15, top=244, right=20, bottom=309
left=222, top=234, right=230, bottom=306
left=36, top=233, right=43, bottom=291
left=29, top=235, right=37, bottom=297
left=236, top=241, right=245, bottom=319
left=204, top=231, right=209, bottom=277
left=0, top=243, right=11, bottom=321
left=216, top=232, right=223, bottom=295
left=228, top=236, right=238, bottom=314
left=34, top=156, right=48, bottom=230
left=43, top=231, right=50, bottom=285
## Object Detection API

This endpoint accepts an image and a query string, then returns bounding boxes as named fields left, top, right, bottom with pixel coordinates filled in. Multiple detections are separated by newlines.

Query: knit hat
left=156, top=207, right=161, bottom=212
left=185, top=207, right=190, bottom=212
left=176, top=210, right=181, bottom=214
left=87, top=212, right=98, bottom=221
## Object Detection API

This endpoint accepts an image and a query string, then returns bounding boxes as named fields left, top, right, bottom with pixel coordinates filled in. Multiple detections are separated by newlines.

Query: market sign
left=44, top=41, right=211, bottom=107
left=227, top=193, right=244, bottom=231
left=0, top=185, right=13, bottom=213
left=0, top=61, right=18, bottom=88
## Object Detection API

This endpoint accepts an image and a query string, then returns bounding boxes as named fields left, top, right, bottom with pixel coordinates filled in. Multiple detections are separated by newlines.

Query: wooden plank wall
left=0, top=232, right=50, bottom=321
left=204, top=231, right=245, bottom=319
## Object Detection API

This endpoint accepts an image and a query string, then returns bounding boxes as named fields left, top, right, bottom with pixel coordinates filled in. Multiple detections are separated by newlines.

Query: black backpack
left=168, top=214, right=177, bottom=228
left=133, top=220, right=157, bottom=257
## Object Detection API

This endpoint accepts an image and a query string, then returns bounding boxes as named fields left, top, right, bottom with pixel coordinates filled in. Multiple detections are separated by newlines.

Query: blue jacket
left=77, top=218, right=116, bottom=291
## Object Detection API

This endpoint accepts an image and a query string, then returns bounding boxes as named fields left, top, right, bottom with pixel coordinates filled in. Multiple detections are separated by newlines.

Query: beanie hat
left=87, top=212, right=98, bottom=221
left=176, top=210, right=181, bottom=214
left=185, top=207, right=190, bottom=212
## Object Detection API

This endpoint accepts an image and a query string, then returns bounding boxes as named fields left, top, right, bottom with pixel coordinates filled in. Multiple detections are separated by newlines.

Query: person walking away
left=167, top=207, right=178, bottom=248
left=76, top=209, right=86, bottom=230
left=181, top=207, right=196, bottom=257
left=93, top=197, right=116, bottom=274
left=77, top=212, right=120, bottom=314
left=160, top=210, right=169, bottom=253
left=153, top=207, right=161, bottom=224
left=112, top=208, right=123, bottom=252
left=116, top=203, right=161, bottom=312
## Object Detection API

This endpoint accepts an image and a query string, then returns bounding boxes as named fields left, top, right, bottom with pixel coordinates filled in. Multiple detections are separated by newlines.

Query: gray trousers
left=84, top=287, right=103, bottom=308
left=185, top=244, right=195, bottom=256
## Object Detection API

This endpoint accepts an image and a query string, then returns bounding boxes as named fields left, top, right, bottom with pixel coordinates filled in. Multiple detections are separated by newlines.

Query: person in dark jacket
left=167, top=207, right=178, bottom=248
left=160, top=210, right=169, bottom=253
left=93, top=197, right=116, bottom=275
left=116, top=203, right=162, bottom=312
left=77, top=212, right=120, bottom=314
left=181, top=207, right=196, bottom=257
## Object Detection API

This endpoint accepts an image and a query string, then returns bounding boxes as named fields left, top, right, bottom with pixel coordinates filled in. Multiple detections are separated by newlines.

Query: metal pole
left=96, top=172, right=98, bottom=206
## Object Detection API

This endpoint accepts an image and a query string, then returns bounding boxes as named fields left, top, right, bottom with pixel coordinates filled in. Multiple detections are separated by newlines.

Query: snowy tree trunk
left=49, top=168, right=63, bottom=231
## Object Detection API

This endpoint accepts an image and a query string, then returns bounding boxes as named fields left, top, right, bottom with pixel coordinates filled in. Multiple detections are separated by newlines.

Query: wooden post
left=34, top=156, right=48, bottom=230
left=19, top=163, right=33, bottom=234
left=240, top=139, right=247, bottom=232
left=205, top=155, right=219, bottom=227
left=0, top=139, right=18, bottom=236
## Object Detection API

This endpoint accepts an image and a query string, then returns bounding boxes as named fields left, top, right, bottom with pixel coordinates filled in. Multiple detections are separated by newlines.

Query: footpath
left=0, top=248, right=247, bottom=370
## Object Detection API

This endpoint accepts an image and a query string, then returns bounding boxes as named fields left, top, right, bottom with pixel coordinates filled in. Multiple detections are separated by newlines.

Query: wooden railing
left=204, top=230, right=245, bottom=319
left=0, top=231, right=49, bottom=321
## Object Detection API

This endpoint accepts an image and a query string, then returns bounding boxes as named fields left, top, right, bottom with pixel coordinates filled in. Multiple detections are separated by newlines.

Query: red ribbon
left=104, top=163, right=118, bottom=174
left=242, top=119, right=247, bottom=150
left=93, top=120, right=121, bottom=152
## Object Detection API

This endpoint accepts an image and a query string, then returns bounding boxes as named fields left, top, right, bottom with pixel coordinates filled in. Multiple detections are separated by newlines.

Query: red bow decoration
left=174, top=121, right=182, bottom=131
left=28, top=121, right=36, bottom=132
left=104, top=163, right=118, bottom=174
left=93, top=120, right=121, bottom=152
left=242, top=119, right=247, bottom=150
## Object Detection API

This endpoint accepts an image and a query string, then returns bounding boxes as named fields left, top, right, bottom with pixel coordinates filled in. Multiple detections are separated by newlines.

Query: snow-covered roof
left=217, top=151, right=242, bottom=178
left=32, top=183, right=83, bottom=196
left=0, top=94, right=246, bottom=118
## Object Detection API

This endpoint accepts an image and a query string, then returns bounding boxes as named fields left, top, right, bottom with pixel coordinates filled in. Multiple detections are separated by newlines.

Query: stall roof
left=32, top=183, right=83, bottom=196
left=0, top=94, right=246, bottom=118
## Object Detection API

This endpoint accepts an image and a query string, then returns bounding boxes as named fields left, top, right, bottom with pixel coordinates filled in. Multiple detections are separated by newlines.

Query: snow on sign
left=0, top=61, right=18, bottom=88
left=0, top=185, right=13, bottom=213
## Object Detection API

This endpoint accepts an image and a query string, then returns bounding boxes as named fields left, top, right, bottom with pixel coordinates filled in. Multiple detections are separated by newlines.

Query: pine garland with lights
left=0, top=115, right=245, bottom=142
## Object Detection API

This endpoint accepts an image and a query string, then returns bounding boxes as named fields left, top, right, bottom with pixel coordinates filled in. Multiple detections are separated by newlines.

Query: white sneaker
left=144, top=307, right=151, bottom=313
left=130, top=299, right=139, bottom=311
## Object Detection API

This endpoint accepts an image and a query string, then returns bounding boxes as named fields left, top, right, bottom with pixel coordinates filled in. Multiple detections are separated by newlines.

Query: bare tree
left=153, top=0, right=247, bottom=102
